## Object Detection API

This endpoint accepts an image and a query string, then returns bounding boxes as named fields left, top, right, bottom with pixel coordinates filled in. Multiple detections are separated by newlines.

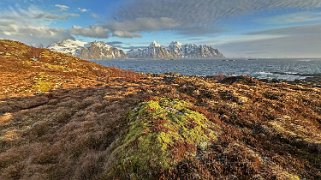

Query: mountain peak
left=128, top=41, right=224, bottom=59
left=48, top=40, right=126, bottom=59
left=50, top=39, right=87, bottom=47
left=150, top=41, right=161, bottom=48
left=169, top=41, right=182, bottom=49
left=86, top=41, right=112, bottom=49
left=48, top=39, right=87, bottom=56
left=170, top=41, right=182, bottom=46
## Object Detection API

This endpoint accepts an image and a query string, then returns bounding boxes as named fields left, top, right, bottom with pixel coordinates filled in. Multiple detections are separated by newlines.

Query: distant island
left=48, top=39, right=224, bottom=60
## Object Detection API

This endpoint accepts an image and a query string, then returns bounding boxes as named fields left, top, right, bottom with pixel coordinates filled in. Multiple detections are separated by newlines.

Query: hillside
left=0, top=40, right=137, bottom=98
left=0, top=40, right=320, bottom=179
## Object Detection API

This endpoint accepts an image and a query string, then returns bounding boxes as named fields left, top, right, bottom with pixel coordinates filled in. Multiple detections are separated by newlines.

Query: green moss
left=32, top=73, right=53, bottom=93
left=105, top=98, right=217, bottom=179
left=46, top=64, right=68, bottom=72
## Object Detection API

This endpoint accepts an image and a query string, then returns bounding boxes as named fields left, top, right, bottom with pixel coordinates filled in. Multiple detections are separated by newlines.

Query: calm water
left=92, top=59, right=321, bottom=81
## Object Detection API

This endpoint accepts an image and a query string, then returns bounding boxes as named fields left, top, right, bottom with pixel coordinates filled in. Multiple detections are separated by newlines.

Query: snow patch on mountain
left=79, top=41, right=126, bottom=59
left=48, top=39, right=126, bottom=59
left=48, top=39, right=87, bottom=56
left=150, top=41, right=161, bottom=48
left=128, top=41, right=224, bottom=59
left=48, top=39, right=224, bottom=60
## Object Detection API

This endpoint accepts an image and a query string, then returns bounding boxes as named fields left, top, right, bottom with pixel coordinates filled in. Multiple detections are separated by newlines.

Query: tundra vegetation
left=0, top=40, right=320, bottom=179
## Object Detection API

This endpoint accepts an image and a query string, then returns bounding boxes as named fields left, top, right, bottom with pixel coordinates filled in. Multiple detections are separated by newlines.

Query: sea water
left=92, top=59, right=321, bottom=81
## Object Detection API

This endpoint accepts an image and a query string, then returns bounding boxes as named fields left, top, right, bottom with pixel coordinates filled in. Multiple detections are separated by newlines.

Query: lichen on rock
left=105, top=98, right=217, bottom=179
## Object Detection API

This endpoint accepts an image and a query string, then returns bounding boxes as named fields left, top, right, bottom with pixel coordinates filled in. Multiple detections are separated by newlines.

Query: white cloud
left=112, top=31, right=140, bottom=38
left=55, top=4, right=69, bottom=11
left=78, top=8, right=88, bottom=13
left=111, top=0, right=321, bottom=35
left=0, top=6, right=76, bottom=46
left=100, top=0, right=321, bottom=57
left=217, top=24, right=321, bottom=58
left=2, top=6, right=77, bottom=21
left=70, top=25, right=109, bottom=38
left=0, top=26, right=73, bottom=47
left=108, top=17, right=179, bottom=38
left=91, top=13, right=99, bottom=18
left=261, top=11, right=321, bottom=25
left=208, top=34, right=286, bottom=46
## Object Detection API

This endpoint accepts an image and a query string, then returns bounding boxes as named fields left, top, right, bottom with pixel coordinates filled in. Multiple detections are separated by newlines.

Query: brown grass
left=0, top=40, right=320, bottom=179
left=29, top=46, right=43, bottom=60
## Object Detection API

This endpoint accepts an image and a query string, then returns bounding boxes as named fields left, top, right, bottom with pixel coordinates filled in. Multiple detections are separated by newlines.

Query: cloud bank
left=55, top=4, right=69, bottom=11
left=70, top=25, right=109, bottom=38
left=0, top=6, right=75, bottom=46
left=217, top=24, right=321, bottom=58
left=109, top=17, right=179, bottom=38
left=2, top=0, right=321, bottom=57
left=110, top=0, right=321, bottom=36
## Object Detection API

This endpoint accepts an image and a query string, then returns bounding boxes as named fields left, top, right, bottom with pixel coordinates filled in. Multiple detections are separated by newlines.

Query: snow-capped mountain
left=181, top=44, right=224, bottom=58
left=78, top=41, right=126, bottom=60
left=127, top=41, right=174, bottom=59
left=48, top=40, right=224, bottom=60
left=48, top=39, right=87, bottom=56
left=48, top=39, right=126, bottom=59
left=168, top=41, right=183, bottom=58
left=128, top=41, right=224, bottom=59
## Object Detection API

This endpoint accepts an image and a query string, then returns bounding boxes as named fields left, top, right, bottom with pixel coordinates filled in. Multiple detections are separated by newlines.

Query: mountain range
left=48, top=40, right=126, bottom=59
left=128, top=41, right=224, bottom=59
left=48, top=39, right=224, bottom=59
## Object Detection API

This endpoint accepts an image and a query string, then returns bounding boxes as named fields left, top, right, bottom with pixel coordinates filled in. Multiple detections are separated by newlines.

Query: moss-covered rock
left=105, top=98, right=217, bottom=179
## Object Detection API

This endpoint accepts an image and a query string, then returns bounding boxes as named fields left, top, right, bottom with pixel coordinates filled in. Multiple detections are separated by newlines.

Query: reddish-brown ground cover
left=0, top=40, right=320, bottom=179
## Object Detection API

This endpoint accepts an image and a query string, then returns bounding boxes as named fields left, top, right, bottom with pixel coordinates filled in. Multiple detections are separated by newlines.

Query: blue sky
left=1, top=0, right=321, bottom=57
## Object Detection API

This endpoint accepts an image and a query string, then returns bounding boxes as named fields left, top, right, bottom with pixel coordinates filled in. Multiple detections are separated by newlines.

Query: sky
left=1, top=0, right=321, bottom=58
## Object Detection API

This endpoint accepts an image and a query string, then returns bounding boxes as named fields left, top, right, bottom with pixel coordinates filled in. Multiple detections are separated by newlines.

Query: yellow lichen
left=45, top=64, right=69, bottom=72
left=32, top=73, right=53, bottom=92
left=105, top=98, right=217, bottom=179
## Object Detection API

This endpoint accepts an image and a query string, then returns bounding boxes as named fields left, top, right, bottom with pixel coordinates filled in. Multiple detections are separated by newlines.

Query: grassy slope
left=0, top=40, right=139, bottom=98
left=0, top=40, right=320, bottom=179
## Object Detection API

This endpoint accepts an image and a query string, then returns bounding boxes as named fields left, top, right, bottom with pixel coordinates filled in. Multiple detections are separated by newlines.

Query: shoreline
left=91, top=58, right=321, bottom=83
left=153, top=72, right=321, bottom=87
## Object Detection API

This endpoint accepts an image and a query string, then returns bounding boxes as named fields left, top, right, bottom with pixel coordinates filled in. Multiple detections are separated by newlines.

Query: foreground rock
left=105, top=98, right=217, bottom=179
left=0, top=40, right=320, bottom=179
